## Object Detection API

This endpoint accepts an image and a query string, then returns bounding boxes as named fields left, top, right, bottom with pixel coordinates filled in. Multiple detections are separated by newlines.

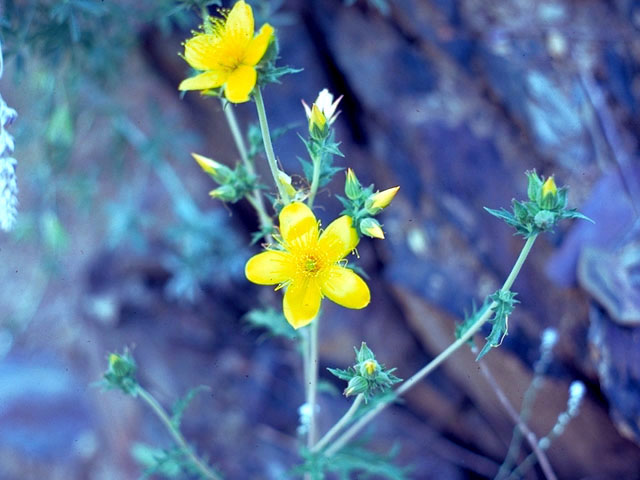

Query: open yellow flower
left=179, top=0, right=274, bottom=103
left=245, top=202, right=370, bottom=329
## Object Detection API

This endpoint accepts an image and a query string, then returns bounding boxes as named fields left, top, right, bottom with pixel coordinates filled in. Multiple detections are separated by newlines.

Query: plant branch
left=221, top=99, right=273, bottom=242
left=477, top=361, right=557, bottom=480
left=254, top=88, right=291, bottom=204
left=312, top=394, right=364, bottom=453
left=323, top=235, right=538, bottom=457
left=137, top=386, right=222, bottom=480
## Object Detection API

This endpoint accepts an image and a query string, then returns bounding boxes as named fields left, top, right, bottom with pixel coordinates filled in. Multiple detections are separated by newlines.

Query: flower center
left=298, top=252, right=325, bottom=277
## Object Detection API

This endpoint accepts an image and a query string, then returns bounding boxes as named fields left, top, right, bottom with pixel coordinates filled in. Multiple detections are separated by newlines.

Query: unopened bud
left=362, top=360, right=378, bottom=376
left=344, top=375, right=368, bottom=397
left=209, top=184, right=237, bottom=202
left=360, top=217, right=384, bottom=239
left=534, top=210, right=555, bottom=229
left=345, top=168, right=362, bottom=200
left=540, top=176, right=558, bottom=209
left=192, top=153, right=233, bottom=183
left=365, top=186, right=399, bottom=213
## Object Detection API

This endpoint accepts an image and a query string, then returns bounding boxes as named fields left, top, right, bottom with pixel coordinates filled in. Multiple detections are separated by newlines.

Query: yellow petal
left=183, top=34, right=220, bottom=70
left=179, top=70, right=228, bottom=91
left=283, top=278, right=322, bottom=329
left=243, top=24, right=274, bottom=66
left=245, top=250, right=294, bottom=285
left=225, top=0, right=254, bottom=47
left=318, top=215, right=359, bottom=262
left=320, top=265, right=370, bottom=309
left=279, top=202, right=318, bottom=250
left=224, top=64, right=257, bottom=103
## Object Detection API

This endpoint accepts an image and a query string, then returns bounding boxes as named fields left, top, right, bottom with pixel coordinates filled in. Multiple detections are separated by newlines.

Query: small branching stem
left=323, top=235, right=538, bottom=457
left=137, top=386, right=222, bottom=480
left=312, top=394, right=364, bottom=453
left=254, top=88, right=291, bottom=204
left=478, top=362, right=557, bottom=480
left=221, top=100, right=273, bottom=241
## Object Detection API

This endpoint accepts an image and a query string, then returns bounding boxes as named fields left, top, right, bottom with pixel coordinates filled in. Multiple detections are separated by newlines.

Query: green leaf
left=327, top=367, right=355, bottom=382
left=476, top=313, right=508, bottom=361
left=171, top=385, right=210, bottom=429
left=244, top=307, right=299, bottom=340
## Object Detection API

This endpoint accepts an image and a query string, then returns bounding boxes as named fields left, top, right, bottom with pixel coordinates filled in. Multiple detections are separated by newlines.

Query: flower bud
left=209, top=184, right=238, bottom=202
left=365, top=186, right=399, bottom=213
left=360, top=217, right=384, bottom=239
left=540, top=176, right=557, bottom=209
left=277, top=170, right=296, bottom=197
left=362, top=359, right=378, bottom=376
left=355, top=342, right=375, bottom=363
left=303, top=89, right=342, bottom=140
left=344, top=168, right=362, bottom=200
left=344, top=375, right=368, bottom=397
left=192, top=153, right=233, bottom=183
left=534, top=210, right=555, bottom=230
left=103, top=350, right=138, bottom=395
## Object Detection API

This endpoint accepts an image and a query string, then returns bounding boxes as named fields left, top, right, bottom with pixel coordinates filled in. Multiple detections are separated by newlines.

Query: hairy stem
left=254, top=88, right=291, bottom=204
left=137, top=387, right=222, bottom=480
left=323, top=235, right=538, bottom=457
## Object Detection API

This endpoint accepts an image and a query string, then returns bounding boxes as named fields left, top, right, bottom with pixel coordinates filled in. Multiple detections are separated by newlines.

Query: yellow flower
left=179, top=0, right=274, bottom=103
left=245, top=202, right=370, bottom=328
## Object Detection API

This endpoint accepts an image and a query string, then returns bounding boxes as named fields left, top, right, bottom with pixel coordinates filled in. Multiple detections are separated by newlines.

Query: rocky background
left=1, top=0, right=639, bottom=478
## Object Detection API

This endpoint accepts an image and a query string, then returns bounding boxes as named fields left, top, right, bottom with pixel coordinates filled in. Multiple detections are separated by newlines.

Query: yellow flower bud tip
left=344, top=386, right=355, bottom=397
left=370, top=186, right=400, bottom=210
left=364, top=360, right=377, bottom=375
left=191, top=153, right=221, bottom=175
left=310, top=104, right=327, bottom=130
left=542, top=176, right=557, bottom=197
left=365, top=223, right=385, bottom=239
left=108, top=353, right=120, bottom=368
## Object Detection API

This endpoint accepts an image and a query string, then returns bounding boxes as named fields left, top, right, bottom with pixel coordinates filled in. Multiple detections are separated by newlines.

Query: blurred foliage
left=0, top=0, right=260, bottom=304
left=298, top=444, right=411, bottom=480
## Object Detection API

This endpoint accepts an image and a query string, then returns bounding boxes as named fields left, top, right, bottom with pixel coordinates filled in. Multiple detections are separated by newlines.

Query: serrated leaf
left=171, top=385, right=210, bottom=429
left=327, top=367, right=355, bottom=381
left=484, top=207, right=516, bottom=225
left=244, top=307, right=299, bottom=340
left=476, top=312, right=508, bottom=361
left=561, top=209, right=594, bottom=223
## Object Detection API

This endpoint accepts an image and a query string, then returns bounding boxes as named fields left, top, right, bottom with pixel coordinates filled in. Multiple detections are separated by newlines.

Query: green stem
left=307, top=318, right=320, bottom=448
left=254, top=88, right=291, bottom=204
left=307, top=152, right=321, bottom=208
left=137, top=387, right=222, bottom=480
left=323, top=235, right=538, bottom=457
left=221, top=100, right=273, bottom=241
left=312, top=394, right=364, bottom=453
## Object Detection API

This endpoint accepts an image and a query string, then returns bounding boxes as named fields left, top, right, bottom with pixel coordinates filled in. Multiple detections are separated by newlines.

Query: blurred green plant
left=100, top=350, right=222, bottom=480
